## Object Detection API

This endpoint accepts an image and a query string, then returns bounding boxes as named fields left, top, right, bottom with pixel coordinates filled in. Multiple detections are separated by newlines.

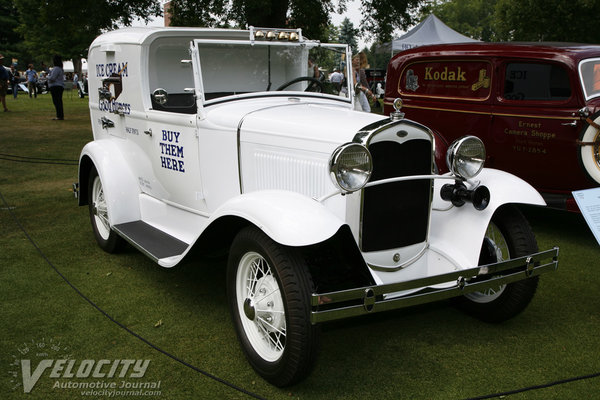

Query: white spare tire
left=580, top=114, right=600, bottom=184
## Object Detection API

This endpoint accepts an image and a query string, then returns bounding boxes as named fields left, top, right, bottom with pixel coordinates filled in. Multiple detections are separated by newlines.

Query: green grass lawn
left=1, top=94, right=600, bottom=399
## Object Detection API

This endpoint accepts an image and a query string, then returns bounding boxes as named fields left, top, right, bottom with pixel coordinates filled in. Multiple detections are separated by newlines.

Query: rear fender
left=78, top=140, right=141, bottom=225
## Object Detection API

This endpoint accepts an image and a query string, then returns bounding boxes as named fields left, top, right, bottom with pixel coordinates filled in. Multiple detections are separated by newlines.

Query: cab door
left=139, top=39, right=207, bottom=212
left=489, top=60, right=587, bottom=192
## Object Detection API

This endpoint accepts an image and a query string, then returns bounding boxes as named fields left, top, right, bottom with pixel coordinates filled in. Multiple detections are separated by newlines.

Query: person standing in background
left=10, top=65, right=20, bottom=99
left=0, top=54, right=9, bottom=112
left=25, top=64, right=38, bottom=98
left=73, top=72, right=78, bottom=93
left=351, top=53, right=373, bottom=112
left=48, top=55, right=65, bottom=120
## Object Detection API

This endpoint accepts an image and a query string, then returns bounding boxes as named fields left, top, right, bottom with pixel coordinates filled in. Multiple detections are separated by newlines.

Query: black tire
left=87, top=167, right=123, bottom=253
left=455, top=205, right=539, bottom=323
left=226, top=226, right=320, bottom=386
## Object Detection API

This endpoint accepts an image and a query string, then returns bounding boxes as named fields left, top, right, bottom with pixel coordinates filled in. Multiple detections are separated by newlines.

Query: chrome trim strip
left=310, top=247, right=559, bottom=324
left=317, top=174, right=455, bottom=203
left=352, top=118, right=435, bottom=147
left=388, top=102, right=581, bottom=122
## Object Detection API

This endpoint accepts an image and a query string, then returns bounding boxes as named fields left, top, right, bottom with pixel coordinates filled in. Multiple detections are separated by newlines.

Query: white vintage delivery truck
left=76, top=26, right=558, bottom=386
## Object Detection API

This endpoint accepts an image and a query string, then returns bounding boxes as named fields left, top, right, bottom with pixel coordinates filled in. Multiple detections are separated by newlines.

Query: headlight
left=446, top=136, right=486, bottom=179
left=329, top=143, right=373, bottom=192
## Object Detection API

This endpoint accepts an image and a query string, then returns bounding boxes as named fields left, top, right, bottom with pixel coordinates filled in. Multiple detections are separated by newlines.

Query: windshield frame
left=191, top=38, right=353, bottom=107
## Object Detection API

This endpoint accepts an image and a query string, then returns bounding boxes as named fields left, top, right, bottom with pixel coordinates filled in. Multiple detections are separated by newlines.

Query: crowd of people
left=0, top=54, right=72, bottom=120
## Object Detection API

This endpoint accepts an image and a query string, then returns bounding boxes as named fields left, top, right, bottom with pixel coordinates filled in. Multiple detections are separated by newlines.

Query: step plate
left=113, top=221, right=188, bottom=261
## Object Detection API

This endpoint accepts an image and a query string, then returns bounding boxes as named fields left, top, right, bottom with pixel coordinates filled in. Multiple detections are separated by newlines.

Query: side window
left=503, top=62, right=571, bottom=101
left=148, top=38, right=196, bottom=114
left=579, top=58, right=600, bottom=100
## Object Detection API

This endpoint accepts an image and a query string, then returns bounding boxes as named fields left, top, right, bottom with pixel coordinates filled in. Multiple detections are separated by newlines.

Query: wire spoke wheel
left=87, top=167, right=123, bottom=253
left=227, top=226, right=320, bottom=386
left=237, top=252, right=287, bottom=362
left=91, top=176, right=110, bottom=240
left=455, top=205, right=540, bottom=322
left=465, top=222, right=508, bottom=303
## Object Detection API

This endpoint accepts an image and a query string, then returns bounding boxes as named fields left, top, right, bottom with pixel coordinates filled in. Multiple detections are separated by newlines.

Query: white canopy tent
left=391, top=14, right=479, bottom=54
left=63, top=60, right=74, bottom=73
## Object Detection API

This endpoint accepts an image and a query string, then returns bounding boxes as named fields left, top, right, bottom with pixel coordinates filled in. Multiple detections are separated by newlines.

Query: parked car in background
left=37, top=72, right=48, bottom=94
left=364, top=68, right=386, bottom=93
left=384, top=42, right=600, bottom=211
left=76, top=27, right=558, bottom=386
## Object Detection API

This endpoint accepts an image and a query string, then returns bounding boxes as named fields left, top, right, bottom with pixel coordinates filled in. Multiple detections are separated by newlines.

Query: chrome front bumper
left=310, top=247, right=559, bottom=324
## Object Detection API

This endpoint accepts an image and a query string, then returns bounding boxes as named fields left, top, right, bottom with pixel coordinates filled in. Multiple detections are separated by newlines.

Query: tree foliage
left=360, top=0, right=422, bottom=43
left=338, top=17, right=358, bottom=53
left=167, top=0, right=232, bottom=28
left=494, top=0, right=600, bottom=42
left=420, top=0, right=600, bottom=43
left=14, top=0, right=162, bottom=66
left=168, top=0, right=344, bottom=41
left=419, top=0, right=497, bottom=41
left=0, top=0, right=22, bottom=61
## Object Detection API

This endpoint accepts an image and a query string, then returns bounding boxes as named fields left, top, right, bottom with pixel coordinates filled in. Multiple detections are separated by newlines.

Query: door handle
left=561, top=120, right=578, bottom=127
left=100, top=116, right=114, bottom=129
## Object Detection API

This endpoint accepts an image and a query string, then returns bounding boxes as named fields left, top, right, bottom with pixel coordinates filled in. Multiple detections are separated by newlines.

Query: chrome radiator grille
left=361, top=138, right=432, bottom=252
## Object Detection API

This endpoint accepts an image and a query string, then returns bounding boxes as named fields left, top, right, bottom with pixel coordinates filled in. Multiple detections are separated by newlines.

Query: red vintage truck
left=384, top=42, right=600, bottom=211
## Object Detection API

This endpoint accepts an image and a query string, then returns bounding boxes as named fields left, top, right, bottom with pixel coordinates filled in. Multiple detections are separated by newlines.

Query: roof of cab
left=390, top=42, right=600, bottom=67
left=89, top=27, right=250, bottom=48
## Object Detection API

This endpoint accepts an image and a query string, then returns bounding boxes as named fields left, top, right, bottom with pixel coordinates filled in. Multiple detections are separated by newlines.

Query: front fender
left=209, top=190, right=345, bottom=247
left=429, top=168, right=545, bottom=269
left=79, top=140, right=141, bottom=226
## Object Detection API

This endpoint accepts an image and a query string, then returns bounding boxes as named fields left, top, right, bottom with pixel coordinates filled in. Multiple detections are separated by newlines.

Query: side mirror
left=152, top=88, right=168, bottom=105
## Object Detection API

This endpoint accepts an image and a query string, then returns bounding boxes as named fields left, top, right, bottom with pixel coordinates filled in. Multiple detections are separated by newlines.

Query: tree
left=15, top=0, right=162, bottom=69
left=0, top=0, right=23, bottom=63
left=167, top=0, right=233, bottom=28
left=361, top=42, right=391, bottom=70
left=419, top=0, right=498, bottom=41
left=168, top=0, right=344, bottom=41
left=338, top=17, right=358, bottom=53
left=419, top=0, right=600, bottom=44
left=493, top=0, right=600, bottom=42
left=359, top=0, right=422, bottom=43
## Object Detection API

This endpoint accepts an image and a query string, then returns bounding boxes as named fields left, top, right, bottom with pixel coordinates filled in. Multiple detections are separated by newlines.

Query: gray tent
left=391, top=14, right=479, bottom=53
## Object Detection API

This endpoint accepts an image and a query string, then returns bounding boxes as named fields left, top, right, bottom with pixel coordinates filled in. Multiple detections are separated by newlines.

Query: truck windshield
left=195, top=41, right=351, bottom=103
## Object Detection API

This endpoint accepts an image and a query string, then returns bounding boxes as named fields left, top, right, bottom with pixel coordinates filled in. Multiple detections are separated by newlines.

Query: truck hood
left=206, top=97, right=387, bottom=153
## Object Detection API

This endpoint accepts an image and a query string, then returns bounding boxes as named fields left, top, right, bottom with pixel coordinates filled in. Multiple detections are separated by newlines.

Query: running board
left=113, top=221, right=189, bottom=263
